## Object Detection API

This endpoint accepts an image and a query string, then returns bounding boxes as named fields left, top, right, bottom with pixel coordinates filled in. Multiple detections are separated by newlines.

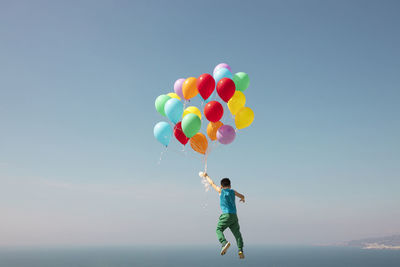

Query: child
left=200, top=172, right=245, bottom=259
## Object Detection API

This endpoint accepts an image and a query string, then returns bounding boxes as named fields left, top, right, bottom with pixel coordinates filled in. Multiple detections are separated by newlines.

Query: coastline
left=363, top=243, right=400, bottom=250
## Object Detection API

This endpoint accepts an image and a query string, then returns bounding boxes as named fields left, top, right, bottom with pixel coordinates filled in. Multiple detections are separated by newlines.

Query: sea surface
left=0, top=246, right=399, bottom=267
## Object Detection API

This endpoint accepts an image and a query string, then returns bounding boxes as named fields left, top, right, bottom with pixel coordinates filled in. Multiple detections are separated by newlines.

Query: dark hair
left=220, top=178, right=231, bottom=187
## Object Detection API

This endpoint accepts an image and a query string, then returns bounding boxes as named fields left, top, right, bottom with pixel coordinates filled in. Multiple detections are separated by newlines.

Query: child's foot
left=238, top=250, right=245, bottom=259
left=220, top=241, right=230, bottom=255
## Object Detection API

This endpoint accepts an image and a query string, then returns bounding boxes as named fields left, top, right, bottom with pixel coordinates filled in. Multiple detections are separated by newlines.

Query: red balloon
left=174, top=122, right=189, bottom=145
left=204, top=101, right=224, bottom=122
left=217, top=78, right=235, bottom=102
left=197, top=74, right=215, bottom=100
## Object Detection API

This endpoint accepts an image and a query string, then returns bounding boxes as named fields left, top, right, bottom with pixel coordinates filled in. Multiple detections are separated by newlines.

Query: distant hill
left=346, top=235, right=400, bottom=250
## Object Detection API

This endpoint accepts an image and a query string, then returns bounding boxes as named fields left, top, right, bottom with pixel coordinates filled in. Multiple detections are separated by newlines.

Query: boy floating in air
left=199, top=172, right=245, bottom=259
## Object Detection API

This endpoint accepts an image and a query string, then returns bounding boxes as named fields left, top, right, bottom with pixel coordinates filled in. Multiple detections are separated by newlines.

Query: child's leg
left=216, top=214, right=230, bottom=245
left=229, top=215, right=244, bottom=250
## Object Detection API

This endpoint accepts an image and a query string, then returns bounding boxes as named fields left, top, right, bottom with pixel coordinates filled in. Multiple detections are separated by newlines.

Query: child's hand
left=240, top=196, right=245, bottom=203
left=199, top=172, right=207, bottom=177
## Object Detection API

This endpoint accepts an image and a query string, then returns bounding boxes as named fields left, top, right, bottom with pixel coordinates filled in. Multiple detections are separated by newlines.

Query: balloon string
left=157, top=146, right=168, bottom=165
left=204, top=150, right=208, bottom=173
left=167, top=144, right=201, bottom=160
left=209, top=140, right=220, bottom=154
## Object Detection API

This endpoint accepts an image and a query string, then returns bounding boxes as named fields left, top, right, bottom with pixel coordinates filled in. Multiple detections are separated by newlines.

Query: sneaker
left=238, top=250, right=245, bottom=259
left=220, top=241, right=231, bottom=255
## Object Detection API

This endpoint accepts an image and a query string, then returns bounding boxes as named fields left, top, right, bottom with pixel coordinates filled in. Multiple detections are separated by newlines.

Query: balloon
left=217, top=125, right=236, bottom=145
left=217, top=78, right=236, bottom=102
left=213, top=68, right=233, bottom=83
left=182, top=77, right=198, bottom=100
left=174, top=78, right=185, bottom=99
left=197, top=74, right=215, bottom=100
left=204, top=101, right=223, bottom=122
left=227, top=91, right=246, bottom=115
left=213, top=63, right=232, bottom=76
left=164, top=98, right=183, bottom=124
left=153, top=121, right=172, bottom=146
left=174, top=121, right=189, bottom=145
left=155, top=94, right=171, bottom=117
left=182, top=113, right=201, bottom=138
left=190, top=132, right=208, bottom=155
left=235, top=107, right=254, bottom=129
left=233, top=72, right=250, bottom=92
left=207, top=121, right=223, bottom=141
left=167, top=92, right=181, bottom=100
left=183, top=106, right=202, bottom=119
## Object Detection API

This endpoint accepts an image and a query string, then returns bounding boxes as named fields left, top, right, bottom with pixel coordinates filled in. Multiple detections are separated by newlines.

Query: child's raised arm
left=234, top=191, right=245, bottom=203
left=200, top=172, right=221, bottom=193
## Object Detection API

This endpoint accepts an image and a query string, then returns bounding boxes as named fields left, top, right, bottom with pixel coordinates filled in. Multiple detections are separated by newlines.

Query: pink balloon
left=213, top=63, right=232, bottom=76
left=217, top=125, right=236, bottom=145
left=174, top=78, right=185, bottom=99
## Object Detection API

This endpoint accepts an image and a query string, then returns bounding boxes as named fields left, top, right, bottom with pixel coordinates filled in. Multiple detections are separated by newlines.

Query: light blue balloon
left=153, top=121, right=172, bottom=147
left=164, top=98, right=183, bottom=124
left=213, top=68, right=233, bottom=83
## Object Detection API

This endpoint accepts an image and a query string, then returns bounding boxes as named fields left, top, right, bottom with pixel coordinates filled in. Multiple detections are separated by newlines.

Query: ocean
left=0, top=246, right=399, bottom=267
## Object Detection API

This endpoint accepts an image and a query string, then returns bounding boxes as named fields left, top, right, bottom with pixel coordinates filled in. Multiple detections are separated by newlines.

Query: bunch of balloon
left=208, top=64, right=255, bottom=146
left=229, top=71, right=254, bottom=130
left=153, top=63, right=255, bottom=171
left=153, top=78, right=203, bottom=150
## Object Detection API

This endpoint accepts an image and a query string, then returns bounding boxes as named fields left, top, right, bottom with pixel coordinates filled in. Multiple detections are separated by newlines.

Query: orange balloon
left=182, top=77, right=198, bottom=100
left=190, top=132, right=208, bottom=155
left=207, top=121, right=223, bottom=141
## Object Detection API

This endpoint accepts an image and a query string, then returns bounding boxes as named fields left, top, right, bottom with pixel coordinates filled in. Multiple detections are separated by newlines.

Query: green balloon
left=233, top=72, right=250, bottom=92
left=155, top=94, right=171, bottom=117
left=182, top=113, right=201, bottom=138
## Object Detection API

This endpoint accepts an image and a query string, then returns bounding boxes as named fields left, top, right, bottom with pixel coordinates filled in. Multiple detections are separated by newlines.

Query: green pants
left=216, top=213, right=243, bottom=250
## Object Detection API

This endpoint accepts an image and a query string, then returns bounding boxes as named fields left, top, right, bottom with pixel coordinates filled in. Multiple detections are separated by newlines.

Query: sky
left=0, top=0, right=399, bottom=246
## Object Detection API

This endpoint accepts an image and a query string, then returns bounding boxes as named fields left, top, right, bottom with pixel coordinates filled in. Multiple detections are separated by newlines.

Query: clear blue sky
left=0, top=0, right=399, bottom=246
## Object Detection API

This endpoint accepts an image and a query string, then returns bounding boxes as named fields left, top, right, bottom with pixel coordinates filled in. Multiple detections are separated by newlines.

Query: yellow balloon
left=235, top=107, right=254, bottom=129
left=183, top=106, right=202, bottom=119
left=167, top=92, right=181, bottom=100
left=182, top=77, right=198, bottom=100
left=228, top=91, right=246, bottom=115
